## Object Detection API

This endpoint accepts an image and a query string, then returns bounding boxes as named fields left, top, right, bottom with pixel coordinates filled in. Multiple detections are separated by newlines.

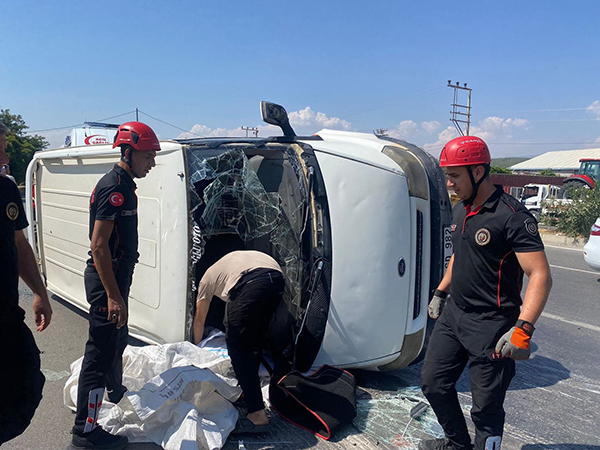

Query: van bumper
left=376, top=327, right=426, bottom=371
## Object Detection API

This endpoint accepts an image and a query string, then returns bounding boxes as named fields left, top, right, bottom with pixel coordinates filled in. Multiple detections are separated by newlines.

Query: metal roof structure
left=510, top=148, right=600, bottom=171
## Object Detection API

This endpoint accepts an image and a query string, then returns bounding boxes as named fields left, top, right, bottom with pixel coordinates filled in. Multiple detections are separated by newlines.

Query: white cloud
left=587, top=100, right=600, bottom=119
left=388, top=120, right=418, bottom=139
left=423, top=126, right=458, bottom=154
left=178, top=106, right=354, bottom=139
left=288, top=107, right=353, bottom=131
left=504, top=118, right=529, bottom=128
left=422, top=116, right=529, bottom=155
left=177, top=124, right=279, bottom=139
left=421, top=121, right=441, bottom=134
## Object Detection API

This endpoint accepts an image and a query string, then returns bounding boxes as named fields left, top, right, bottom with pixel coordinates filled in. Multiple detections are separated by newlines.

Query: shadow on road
left=51, top=294, right=148, bottom=347
left=508, top=353, right=570, bottom=391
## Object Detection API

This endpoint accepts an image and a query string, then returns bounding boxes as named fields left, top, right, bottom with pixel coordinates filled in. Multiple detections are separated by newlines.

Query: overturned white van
left=25, top=102, right=452, bottom=372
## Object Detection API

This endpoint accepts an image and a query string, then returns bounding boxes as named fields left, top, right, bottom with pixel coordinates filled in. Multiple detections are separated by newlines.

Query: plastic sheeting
left=64, top=338, right=242, bottom=450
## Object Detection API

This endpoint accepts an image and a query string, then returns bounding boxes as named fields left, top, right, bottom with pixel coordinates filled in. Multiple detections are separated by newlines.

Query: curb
left=539, top=231, right=587, bottom=249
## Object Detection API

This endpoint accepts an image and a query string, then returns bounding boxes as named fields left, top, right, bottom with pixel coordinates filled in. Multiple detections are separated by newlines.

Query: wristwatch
left=515, top=319, right=535, bottom=336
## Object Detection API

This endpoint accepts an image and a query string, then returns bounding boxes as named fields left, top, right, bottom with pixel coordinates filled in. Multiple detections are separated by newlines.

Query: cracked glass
left=185, top=145, right=310, bottom=330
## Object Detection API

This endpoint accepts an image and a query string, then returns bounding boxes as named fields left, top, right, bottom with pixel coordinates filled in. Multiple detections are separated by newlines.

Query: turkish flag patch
left=109, top=192, right=125, bottom=207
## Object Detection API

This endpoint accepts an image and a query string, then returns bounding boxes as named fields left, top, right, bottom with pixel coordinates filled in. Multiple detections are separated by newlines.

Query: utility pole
left=241, top=126, right=259, bottom=137
left=374, top=128, right=389, bottom=137
left=136, top=108, right=139, bottom=121
left=447, top=80, right=472, bottom=136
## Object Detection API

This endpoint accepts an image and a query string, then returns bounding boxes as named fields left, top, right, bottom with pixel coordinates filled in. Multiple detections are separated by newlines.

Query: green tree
left=542, top=184, right=600, bottom=237
left=539, top=168, right=557, bottom=176
left=489, top=166, right=512, bottom=174
left=1, top=109, right=49, bottom=185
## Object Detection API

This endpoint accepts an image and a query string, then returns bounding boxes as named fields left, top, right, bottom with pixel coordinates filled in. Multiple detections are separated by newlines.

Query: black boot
left=70, top=427, right=128, bottom=449
left=419, top=438, right=473, bottom=450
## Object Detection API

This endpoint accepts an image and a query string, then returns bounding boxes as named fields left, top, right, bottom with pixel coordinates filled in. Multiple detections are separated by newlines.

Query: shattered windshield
left=185, top=145, right=310, bottom=329
left=188, top=149, right=281, bottom=240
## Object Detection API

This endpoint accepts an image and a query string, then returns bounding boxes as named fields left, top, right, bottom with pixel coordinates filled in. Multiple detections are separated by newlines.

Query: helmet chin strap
left=122, top=149, right=141, bottom=178
left=465, top=165, right=490, bottom=206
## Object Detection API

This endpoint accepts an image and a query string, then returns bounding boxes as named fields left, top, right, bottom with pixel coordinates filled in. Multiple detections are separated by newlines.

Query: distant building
left=510, top=148, right=600, bottom=175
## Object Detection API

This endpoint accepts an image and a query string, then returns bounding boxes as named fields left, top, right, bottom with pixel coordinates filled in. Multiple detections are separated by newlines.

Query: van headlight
left=382, top=146, right=429, bottom=200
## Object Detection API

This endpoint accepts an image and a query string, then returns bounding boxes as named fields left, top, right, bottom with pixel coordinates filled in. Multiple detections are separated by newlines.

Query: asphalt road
left=4, top=243, right=600, bottom=450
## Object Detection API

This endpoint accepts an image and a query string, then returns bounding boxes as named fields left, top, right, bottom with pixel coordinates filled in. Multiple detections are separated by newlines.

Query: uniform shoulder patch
left=109, top=192, right=125, bottom=207
left=6, top=202, right=19, bottom=221
left=475, top=228, right=491, bottom=246
left=524, top=218, right=538, bottom=236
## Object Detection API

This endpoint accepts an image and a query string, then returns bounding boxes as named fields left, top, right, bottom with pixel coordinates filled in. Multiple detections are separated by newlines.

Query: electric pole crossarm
left=447, top=80, right=472, bottom=136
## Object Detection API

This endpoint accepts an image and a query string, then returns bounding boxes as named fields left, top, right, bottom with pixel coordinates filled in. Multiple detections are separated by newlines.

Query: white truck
left=25, top=102, right=452, bottom=372
left=520, top=183, right=565, bottom=219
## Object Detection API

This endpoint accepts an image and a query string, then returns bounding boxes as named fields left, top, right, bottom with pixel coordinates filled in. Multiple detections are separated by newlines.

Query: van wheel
left=531, top=210, right=540, bottom=221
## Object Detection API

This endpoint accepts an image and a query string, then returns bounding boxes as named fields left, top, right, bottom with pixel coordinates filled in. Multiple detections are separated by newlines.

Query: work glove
left=428, top=289, right=448, bottom=319
left=495, top=320, right=535, bottom=360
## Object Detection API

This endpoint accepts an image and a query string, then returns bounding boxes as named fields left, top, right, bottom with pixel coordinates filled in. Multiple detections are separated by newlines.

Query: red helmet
left=439, top=136, right=490, bottom=167
left=113, top=122, right=160, bottom=152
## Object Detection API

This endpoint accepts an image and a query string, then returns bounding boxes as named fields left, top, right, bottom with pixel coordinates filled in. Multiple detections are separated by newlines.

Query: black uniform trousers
left=226, top=269, right=284, bottom=414
left=421, top=299, right=519, bottom=450
left=74, top=262, right=133, bottom=433
left=0, top=311, right=45, bottom=444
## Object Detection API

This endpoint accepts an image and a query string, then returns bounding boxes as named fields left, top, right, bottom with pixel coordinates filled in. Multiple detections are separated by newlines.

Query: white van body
left=64, top=122, right=119, bottom=148
left=26, top=129, right=451, bottom=371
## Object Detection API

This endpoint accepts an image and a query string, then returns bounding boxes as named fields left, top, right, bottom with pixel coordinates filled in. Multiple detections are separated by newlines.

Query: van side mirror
left=261, top=101, right=297, bottom=137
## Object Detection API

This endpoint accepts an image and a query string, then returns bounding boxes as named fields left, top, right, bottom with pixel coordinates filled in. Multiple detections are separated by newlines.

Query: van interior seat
left=247, top=154, right=304, bottom=257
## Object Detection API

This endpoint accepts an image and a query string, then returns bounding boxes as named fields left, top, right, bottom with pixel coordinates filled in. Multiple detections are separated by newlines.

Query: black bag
left=269, top=363, right=357, bottom=440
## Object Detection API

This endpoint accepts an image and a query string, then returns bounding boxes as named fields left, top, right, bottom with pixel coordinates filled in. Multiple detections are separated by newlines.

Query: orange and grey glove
left=428, top=289, right=447, bottom=319
left=495, top=320, right=535, bottom=360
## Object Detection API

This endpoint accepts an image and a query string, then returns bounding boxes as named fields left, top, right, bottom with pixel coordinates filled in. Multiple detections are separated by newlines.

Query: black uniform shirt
left=88, top=164, right=139, bottom=267
left=450, top=186, right=544, bottom=311
left=0, top=175, right=28, bottom=312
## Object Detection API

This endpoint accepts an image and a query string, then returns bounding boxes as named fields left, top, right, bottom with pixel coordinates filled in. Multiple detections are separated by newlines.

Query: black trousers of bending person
left=74, top=262, right=133, bottom=434
left=421, top=299, right=519, bottom=450
left=226, top=269, right=284, bottom=414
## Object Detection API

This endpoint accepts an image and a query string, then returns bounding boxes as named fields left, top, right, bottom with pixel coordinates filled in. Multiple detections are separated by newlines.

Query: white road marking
left=544, top=244, right=585, bottom=252
left=541, top=312, right=600, bottom=333
left=549, top=264, right=599, bottom=275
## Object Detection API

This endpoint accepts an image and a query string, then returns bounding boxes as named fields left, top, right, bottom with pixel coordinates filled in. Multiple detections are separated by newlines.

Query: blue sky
left=2, top=0, right=600, bottom=157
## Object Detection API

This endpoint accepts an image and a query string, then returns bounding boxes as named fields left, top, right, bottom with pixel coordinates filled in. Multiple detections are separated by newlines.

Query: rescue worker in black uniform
left=71, top=122, right=160, bottom=450
left=0, top=122, right=53, bottom=444
left=192, top=250, right=285, bottom=434
left=419, top=136, right=553, bottom=450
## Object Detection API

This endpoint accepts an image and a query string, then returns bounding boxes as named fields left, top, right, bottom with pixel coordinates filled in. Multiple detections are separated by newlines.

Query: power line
left=96, top=110, right=136, bottom=122
left=519, top=118, right=599, bottom=122
left=25, top=123, right=84, bottom=133
left=138, top=110, right=202, bottom=137
left=486, top=107, right=594, bottom=114
left=26, top=110, right=136, bottom=134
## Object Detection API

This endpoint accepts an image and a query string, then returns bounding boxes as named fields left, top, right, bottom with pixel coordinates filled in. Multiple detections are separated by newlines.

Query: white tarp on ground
left=64, top=332, right=242, bottom=450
